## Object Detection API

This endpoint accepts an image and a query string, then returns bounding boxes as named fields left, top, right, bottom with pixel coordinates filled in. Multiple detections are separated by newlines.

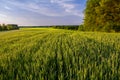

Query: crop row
left=0, top=28, right=120, bottom=80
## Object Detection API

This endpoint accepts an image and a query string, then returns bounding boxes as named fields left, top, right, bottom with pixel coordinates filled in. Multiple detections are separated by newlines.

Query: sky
left=0, top=0, right=86, bottom=26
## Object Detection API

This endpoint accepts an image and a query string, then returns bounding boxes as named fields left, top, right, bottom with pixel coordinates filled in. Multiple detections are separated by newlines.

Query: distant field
left=0, top=28, right=120, bottom=80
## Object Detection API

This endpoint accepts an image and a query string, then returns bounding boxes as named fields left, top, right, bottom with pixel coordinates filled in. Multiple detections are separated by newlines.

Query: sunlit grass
left=0, top=28, right=120, bottom=80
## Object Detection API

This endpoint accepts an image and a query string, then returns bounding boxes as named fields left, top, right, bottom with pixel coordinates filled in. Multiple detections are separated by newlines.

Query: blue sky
left=0, top=0, right=86, bottom=26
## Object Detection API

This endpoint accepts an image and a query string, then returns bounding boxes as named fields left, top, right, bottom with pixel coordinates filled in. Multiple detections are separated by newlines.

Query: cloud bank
left=3, top=0, right=84, bottom=17
left=0, top=0, right=86, bottom=25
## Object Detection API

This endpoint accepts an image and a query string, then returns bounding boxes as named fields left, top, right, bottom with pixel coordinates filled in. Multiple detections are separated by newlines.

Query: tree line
left=0, top=24, right=19, bottom=31
left=51, top=25, right=79, bottom=30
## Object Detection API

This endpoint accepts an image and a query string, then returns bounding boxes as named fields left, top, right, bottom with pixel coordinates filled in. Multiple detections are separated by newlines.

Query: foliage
left=0, top=24, right=19, bottom=31
left=0, top=28, right=120, bottom=80
left=84, top=0, right=120, bottom=32
left=51, top=25, right=79, bottom=30
left=78, top=24, right=85, bottom=31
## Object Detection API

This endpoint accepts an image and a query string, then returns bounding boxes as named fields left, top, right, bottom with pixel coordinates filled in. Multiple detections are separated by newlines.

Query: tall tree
left=84, top=0, right=120, bottom=32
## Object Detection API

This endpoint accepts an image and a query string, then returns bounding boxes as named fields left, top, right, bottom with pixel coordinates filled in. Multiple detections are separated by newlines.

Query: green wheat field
left=0, top=28, right=120, bottom=80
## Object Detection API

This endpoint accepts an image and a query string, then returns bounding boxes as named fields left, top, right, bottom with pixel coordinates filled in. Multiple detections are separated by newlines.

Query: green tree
left=78, top=24, right=84, bottom=31
left=7, top=24, right=19, bottom=30
left=6, top=25, right=13, bottom=30
left=84, top=0, right=100, bottom=31
left=0, top=24, right=2, bottom=31
left=84, top=0, right=120, bottom=32
left=1, top=24, right=7, bottom=30
left=0, top=24, right=19, bottom=31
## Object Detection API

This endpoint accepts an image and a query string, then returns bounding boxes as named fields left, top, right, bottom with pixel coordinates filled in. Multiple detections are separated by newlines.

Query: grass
left=0, top=28, right=120, bottom=80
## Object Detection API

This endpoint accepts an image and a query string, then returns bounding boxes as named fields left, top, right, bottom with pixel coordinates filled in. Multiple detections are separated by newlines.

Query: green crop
left=0, top=28, right=120, bottom=80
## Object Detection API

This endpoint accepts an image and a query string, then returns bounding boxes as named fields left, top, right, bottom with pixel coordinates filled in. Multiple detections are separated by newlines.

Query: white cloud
left=3, top=0, right=83, bottom=17
left=0, top=14, right=7, bottom=17
left=4, top=6, right=12, bottom=10
left=50, top=0, right=83, bottom=17
left=5, top=0, right=63, bottom=16
left=0, top=0, right=85, bottom=25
